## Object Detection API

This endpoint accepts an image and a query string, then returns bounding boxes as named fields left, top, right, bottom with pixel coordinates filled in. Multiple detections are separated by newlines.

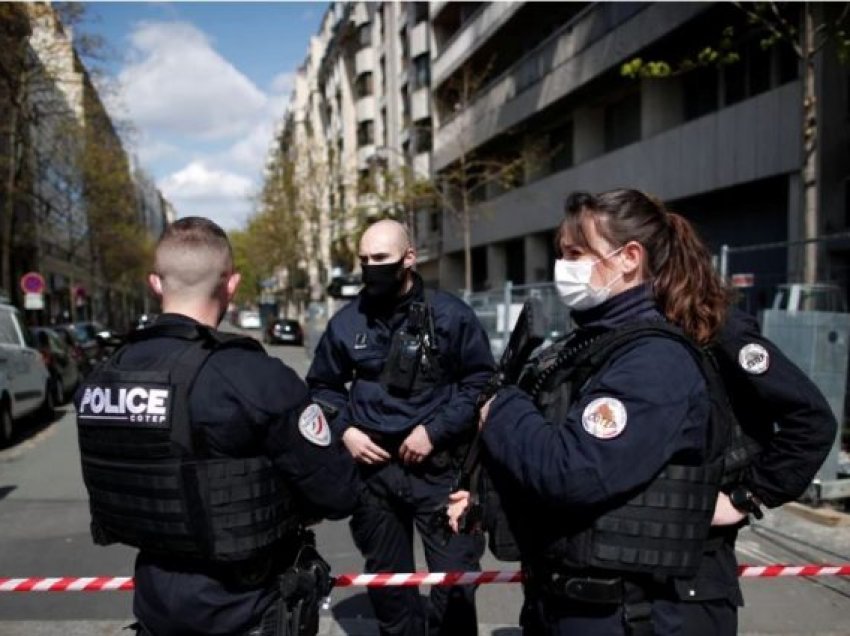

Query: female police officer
left=450, top=189, right=739, bottom=635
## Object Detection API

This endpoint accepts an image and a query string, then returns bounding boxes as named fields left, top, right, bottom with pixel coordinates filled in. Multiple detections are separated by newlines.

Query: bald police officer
left=307, top=220, right=495, bottom=636
left=76, top=217, right=359, bottom=636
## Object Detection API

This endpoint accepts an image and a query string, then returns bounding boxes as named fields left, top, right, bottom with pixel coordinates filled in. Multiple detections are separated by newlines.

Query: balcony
left=355, top=47, right=375, bottom=75
left=411, top=87, right=430, bottom=121
left=356, top=96, right=375, bottom=122
left=410, top=21, right=429, bottom=58
left=440, top=82, right=802, bottom=254
left=413, top=152, right=431, bottom=179
left=433, top=2, right=703, bottom=172
left=357, top=144, right=377, bottom=168
left=431, top=2, right=521, bottom=89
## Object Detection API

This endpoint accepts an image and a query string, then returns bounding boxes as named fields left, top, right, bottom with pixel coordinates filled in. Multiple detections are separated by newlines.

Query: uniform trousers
left=350, top=460, right=484, bottom=636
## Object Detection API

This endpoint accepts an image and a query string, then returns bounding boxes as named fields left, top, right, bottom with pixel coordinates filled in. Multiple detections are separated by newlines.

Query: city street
left=0, top=340, right=848, bottom=635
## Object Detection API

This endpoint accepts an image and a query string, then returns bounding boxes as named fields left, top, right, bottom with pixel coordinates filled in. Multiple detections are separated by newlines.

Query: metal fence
left=465, top=281, right=564, bottom=357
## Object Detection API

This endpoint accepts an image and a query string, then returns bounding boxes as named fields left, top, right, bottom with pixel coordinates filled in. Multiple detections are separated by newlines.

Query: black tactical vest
left=77, top=323, right=301, bottom=562
left=512, top=322, right=734, bottom=579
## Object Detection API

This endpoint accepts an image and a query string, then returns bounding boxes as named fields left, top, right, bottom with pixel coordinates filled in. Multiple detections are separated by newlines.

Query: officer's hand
left=478, top=396, right=496, bottom=431
left=711, top=492, right=747, bottom=526
left=446, top=490, right=471, bottom=533
left=399, top=425, right=433, bottom=465
left=342, top=428, right=391, bottom=465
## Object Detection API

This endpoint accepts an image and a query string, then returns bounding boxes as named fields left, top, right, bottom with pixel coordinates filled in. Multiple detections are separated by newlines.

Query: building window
left=429, top=210, right=440, bottom=232
left=505, top=238, right=525, bottom=286
left=683, top=67, right=719, bottom=121
left=414, top=120, right=432, bottom=154
left=355, top=72, right=373, bottom=98
left=471, top=245, right=488, bottom=291
left=413, top=2, right=429, bottom=25
left=549, top=121, right=573, bottom=173
left=778, top=45, right=799, bottom=85
left=604, top=91, right=641, bottom=152
left=380, top=55, right=387, bottom=92
left=380, top=107, right=387, bottom=146
left=357, top=23, right=371, bottom=50
left=412, top=54, right=430, bottom=91
left=401, top=87, right=411, bottom=128
left=400, top=26, right=410, bottom=61
left=358, top=168, right=375, bottom=195
left=357, top=120, right=375, bottom=147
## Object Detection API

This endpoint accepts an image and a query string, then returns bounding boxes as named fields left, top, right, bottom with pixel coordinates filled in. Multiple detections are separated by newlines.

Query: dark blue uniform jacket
left=94, top=314, right=360, bottom=636
left=482, top=284, right=711, bottom=511
left=307, top=274, right=495, bottom=447
left=714, top=307, right=837, bottom=507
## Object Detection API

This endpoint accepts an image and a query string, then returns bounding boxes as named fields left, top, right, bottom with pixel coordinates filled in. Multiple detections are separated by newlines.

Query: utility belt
left=524, top=567, right=669, bottom=636
left=525, top=567, right=670, bottom=605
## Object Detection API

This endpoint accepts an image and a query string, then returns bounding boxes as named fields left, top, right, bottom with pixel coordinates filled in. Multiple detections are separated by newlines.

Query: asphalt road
left=0, top=337, right=848, bottom=635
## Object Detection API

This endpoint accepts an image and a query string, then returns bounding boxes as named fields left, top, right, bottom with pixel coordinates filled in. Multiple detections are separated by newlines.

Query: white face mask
left=554, top=248, right=623, bottom=311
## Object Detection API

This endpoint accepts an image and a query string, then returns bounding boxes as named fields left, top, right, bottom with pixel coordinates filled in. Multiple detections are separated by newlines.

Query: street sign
left=20, top=272, right=45, bottom=295
left=731, top=273, right=755, bottom=288
left=24, top=293, right=44, bottom=310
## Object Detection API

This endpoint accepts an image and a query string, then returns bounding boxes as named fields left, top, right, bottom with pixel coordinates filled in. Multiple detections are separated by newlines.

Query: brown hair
left=155, top=216, right=234, bottom=298
left=559, top=189, right=731, bottom=344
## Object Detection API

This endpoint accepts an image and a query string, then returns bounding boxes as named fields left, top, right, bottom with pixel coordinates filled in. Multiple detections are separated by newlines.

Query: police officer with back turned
left=75, top=217, right=360, bottom=636
left=307, top=219, right=495, bottom=636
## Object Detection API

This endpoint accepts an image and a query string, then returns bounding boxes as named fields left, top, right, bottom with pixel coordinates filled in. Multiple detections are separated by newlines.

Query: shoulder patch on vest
left=298, top=404, right=331, bottom=446
left=582, top=397, right=627, bottom=440
left=738, top=343, right=769, bottom=375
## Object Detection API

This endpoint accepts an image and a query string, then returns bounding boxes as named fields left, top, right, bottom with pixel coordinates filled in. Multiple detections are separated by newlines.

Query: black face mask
left=362, top=258, right=406, bottom=298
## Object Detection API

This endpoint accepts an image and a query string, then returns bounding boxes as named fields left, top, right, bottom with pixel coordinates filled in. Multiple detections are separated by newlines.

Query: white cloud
left=118, top=21, right=267, bottom=141
left=159, top=161, right=254, bottom=229
left=161, top=161, right=253, bottom=200
left=112, top=20, right=299, bottom=231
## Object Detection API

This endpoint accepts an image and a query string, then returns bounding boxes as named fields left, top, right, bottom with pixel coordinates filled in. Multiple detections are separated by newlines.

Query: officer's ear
left=224, top=271, right=241, bottom=300
left=403, top=246, right=417, bottom=270
left=620, top=241, right=644, bottom=278
left=148, top=272, right=164, bottom=298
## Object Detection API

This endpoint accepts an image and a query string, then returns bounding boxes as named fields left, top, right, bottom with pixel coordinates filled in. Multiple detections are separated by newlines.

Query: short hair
left=154, top=216, right=234, bottom=299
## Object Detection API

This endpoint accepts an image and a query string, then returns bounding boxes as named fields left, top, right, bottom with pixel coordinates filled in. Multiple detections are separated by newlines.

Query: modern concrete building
left=422, top=2, right=850, bottom=311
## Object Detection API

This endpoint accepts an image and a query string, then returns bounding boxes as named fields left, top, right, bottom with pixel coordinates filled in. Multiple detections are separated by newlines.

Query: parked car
left=32, top=327, right=81, bottom=404
left=0, top=304, right=52, bottom=445
left=238, top=310, right=262, bottom=330
left=54, top=326, right=93, bottom=377
left=56, top=321, right=123, bottom=366
left=265, top=318, right=304, bottom=346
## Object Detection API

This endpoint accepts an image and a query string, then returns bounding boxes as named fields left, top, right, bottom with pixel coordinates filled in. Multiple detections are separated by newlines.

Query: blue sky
left=85, top=2, right=325, bottom=229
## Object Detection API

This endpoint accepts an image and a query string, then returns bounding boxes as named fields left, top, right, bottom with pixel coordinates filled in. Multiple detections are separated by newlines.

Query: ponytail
left=655, top=213, right=731, bottom=344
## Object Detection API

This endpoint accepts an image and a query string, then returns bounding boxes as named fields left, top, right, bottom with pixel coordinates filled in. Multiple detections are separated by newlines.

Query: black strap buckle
left=553, top=575, right=624, bottom=604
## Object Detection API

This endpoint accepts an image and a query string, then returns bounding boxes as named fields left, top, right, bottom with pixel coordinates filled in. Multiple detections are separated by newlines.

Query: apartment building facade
left=274, top=2, right=849, bottom=311
left=272, top=1, right=435, bottom=304
left=423, top=2, right=850, bottom=311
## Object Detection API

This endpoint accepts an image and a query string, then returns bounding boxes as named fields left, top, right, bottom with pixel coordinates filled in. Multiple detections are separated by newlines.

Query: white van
left=0, top=304, right=51, bottom=445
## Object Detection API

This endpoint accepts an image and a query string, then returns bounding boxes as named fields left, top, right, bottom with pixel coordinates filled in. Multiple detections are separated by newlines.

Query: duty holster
left=275, top=541, right=333, bottom=636
left=247, top=533, right=333, bottom=636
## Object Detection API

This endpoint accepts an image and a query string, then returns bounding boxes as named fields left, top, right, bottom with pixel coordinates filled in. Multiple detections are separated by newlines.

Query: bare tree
left=435, top=63, right=538, bottom=294
left=622, top=2, right=850, bottom=285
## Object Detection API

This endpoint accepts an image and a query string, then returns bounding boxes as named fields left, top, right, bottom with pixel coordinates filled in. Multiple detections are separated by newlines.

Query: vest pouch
left=380, top=330, right=421, bottom=395
left=193, top=456, right=297, bottom=562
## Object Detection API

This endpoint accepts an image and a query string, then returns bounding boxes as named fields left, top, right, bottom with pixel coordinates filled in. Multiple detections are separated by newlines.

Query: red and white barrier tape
left=1, top=566, right=849, bottom=592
